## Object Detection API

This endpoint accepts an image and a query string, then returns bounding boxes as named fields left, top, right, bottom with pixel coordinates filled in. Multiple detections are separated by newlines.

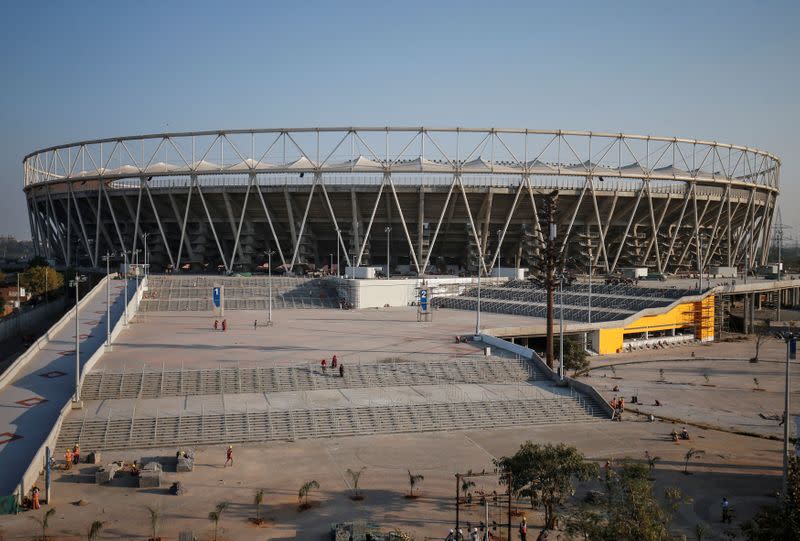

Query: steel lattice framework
left=23, top=127, right=780, bottom=275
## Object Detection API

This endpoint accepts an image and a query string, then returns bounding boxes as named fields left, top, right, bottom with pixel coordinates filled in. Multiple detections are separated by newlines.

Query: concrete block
left=86, top=451, right=101, bottom=465
left=142, top=461, right=162, bottom=472
left=138, top=471, right=161, bottom=488
left=176, top=457, right=194, bottom=472
left=95, top=463, right=119, bottom=484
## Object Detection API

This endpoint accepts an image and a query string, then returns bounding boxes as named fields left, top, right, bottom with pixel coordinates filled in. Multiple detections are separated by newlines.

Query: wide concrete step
left=56, top=396, right=605, bottom=451
left=80, top=358, right=539, bottom=400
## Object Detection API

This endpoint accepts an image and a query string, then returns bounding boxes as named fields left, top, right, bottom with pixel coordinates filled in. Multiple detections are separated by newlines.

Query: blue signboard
left=791, top=338, right=797, bottom=360
left=420, top=288, right=428, bottom=311
left=213, top=287, right=221, bottom=309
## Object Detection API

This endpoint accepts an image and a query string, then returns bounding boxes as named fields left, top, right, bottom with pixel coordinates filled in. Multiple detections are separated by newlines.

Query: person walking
left=253, top=319, right=257, bottom=330
left=339, top=363, right=344, bottom=378
left=224, top=445, right=234, bottom=467
left=321, top=358, right=327, bottom=375
left=65, top=448, right=73, bottom=470
left=214, top=319, right=219, bottom=330
left=518, top=517, right=527, bottom=541
left=445, top=529, right=455, bottom=541
left=31, top=486, right=40, bottom=509
left=721, top=497, right=731, bottom=523
left=72, top=443, right=80, bottom=465
left=331, top=355, right=338, bottom=369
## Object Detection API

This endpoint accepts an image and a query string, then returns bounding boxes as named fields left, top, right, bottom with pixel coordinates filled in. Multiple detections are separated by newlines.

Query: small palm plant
left=145, top=505, right=160, bottom=541
left=253, top=489, right=264, bottom=524
left=683, top=448, right=705, bottom=475
left=461, top=478, right=476, bottom=501
left=298, top=480, right=320, bottom=509
left=407, top=470, right=424, bottom=497
left=346, top=467, right=366, bottom=499
left=645, top=450, right=660, bottom=473
left=695, top=522, right=707, bottom=541
left=87, top=520, right=104, bottom=541
left=208, top=502, right=228, bottom=541
left=31, top=508, right=56, bottom=541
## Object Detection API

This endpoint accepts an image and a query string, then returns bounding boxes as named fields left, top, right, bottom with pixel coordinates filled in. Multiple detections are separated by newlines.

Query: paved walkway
left=0, top=278, right=135, bottom=496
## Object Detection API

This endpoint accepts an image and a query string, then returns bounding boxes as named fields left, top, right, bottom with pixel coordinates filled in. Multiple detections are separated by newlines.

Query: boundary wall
left=9, top=277, right=147, bottom=503
left=0, top=297, right=67, bottom=343
left=478, top=333, right=614, bottom=419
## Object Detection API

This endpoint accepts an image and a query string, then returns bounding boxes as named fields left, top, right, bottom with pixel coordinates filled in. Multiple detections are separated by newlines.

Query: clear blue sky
left=1, top=0, right=798, bottom=240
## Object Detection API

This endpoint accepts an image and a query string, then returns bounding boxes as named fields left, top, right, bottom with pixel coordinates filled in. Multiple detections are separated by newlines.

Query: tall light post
left=133, top=249, right=141, bottom=310
left=101, top=251, right=115, bottom=348
left=558, top=276, right=565, bottom=381
left=265, top=250, right=274, bottom=326
left=780, top=332, right=795, bottom=498
left=496, top=230, right=503, bottom=275
left=475, top=257, right=482, bottom=336
left=384, top=226, right=391, bottom=279
left=142, top=232, right=150, bottom=278
left=69, top=272, right=87, bottom=406
left=329, top=252, right=334, bottom=276
left=122, top=251, right=129, bottom=326
left=334, top=226, right=341, bottom=277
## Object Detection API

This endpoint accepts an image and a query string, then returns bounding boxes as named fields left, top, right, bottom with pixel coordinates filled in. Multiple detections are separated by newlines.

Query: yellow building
left=594, top=295, right=714, bottom=355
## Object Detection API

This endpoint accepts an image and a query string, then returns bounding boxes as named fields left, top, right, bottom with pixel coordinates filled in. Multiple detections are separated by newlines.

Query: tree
left=19, top=266, right=63, bottom=298
left=461, top=478, right=476, bottom=500
left=298, top=480, right=319, bottom=508
left=695, top=523, right=708, bottom=541
left=145, top=505, right=160, bottom=541
left=30, top=508, right=56, bottom=541
left=593, top=461, right=689, bottom=540
left=683, top=448, right=705, bottom=475
left=208, top=502, right=228, bottom=541
left=750, top=327, right=769, bottom=362
left=87, top=520, right=104, bottom=541
left=559, top=336, right=590, bottom=375
left=347, top=467, right=366, bottom=499
left=495, top=442, right=598, bottom=530
left=645, top=450, right=660, bottom=473
left=253, top=489, right=264, bottom=522
left=741, top=455, right=800, bottom=540
left=407, top=470, right=424, bottom=497
left=565, top=506, right=603, bottom=540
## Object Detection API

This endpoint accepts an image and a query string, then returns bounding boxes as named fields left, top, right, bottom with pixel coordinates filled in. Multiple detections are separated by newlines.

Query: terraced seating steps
left=56, top=396, right=603, bottom=451
left=80, top=357, right=539, bottom=400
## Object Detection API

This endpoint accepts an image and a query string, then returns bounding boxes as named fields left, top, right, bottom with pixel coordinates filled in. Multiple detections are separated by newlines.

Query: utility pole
left=384, top=226, right=391, bottom=279
left=475, top=258, right=482, bottom=336
left=530, top=191, right=561, bottom=369
left=265, top=250, right=274, bottom=326
left=781, top=332, right=795, bottom=499
left=69, top=271, right=87, bottom=407
left=101, top=251, right=115, bottom=348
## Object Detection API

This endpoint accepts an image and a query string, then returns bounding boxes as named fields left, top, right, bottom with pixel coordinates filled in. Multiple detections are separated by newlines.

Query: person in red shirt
left=321, top=359, right=327, bottom=375
left=224, top=445, right=234, bottom=467
left=332, top=355, right=338, bottom=369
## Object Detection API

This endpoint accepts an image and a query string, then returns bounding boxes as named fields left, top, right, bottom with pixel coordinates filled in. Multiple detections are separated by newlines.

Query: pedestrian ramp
left=79, top=357, right=540, bottom=400
left=56, top=395, right=603, bottom=451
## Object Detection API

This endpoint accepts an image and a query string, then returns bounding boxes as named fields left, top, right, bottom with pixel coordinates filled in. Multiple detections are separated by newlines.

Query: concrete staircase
left=140, top=276, right=340, bottom=312
left=57, top=396, right=601, bottom=451
left=80, top=358, right=538, bottom=400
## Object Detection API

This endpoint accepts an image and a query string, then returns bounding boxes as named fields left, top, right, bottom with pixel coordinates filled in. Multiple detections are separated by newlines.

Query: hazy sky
left=1, top=0, right=798, bottom=240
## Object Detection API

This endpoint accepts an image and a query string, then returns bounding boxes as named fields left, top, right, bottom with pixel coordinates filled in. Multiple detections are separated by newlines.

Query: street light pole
left=782, top=333, right=794, bottom=498
left=122, top=251, right=129, bottom=326
left=101, top=251, right=114, bottom=347
left=475, top=263, right=482, bottom=336
left=69, top=272, right=86, bottom=406
left=143, top=232, right=150, bottom=278
left=558, top=277, right=564, bottom=381
left=266, top=250, right=274, bottom=326
left=384, top=226, right=391, bottom=279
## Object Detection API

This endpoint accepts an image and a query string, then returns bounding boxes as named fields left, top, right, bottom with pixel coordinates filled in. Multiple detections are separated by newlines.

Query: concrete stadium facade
left=22, top=127, right=780, bottom=275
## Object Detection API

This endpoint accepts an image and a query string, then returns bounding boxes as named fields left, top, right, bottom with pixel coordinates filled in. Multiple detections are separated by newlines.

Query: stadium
left=23, top=127, right=780, bottom=276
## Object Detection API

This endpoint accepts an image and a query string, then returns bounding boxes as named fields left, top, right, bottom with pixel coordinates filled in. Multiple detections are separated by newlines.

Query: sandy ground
left=0, top=419, right=785, bottom=541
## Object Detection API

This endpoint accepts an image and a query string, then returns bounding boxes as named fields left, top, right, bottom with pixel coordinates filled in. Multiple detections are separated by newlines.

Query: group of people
left=213, top=319, right=228, bottom=331
left=609, top=395, right=625, bottom=417
left=670, top=426, right=691, bottom=441
left=444, top=518, right=525, bottom=540
left=320, top=355, right=345, bottom=378
left=64, top=444, right=80, bottom=470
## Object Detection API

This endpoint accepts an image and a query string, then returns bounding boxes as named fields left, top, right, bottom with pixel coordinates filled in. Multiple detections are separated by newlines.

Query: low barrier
left=0, top=297, right=67, bottom=343
left=477, top=333, right=614, bottom=419
left=12, top=277, right=147, bottom=503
